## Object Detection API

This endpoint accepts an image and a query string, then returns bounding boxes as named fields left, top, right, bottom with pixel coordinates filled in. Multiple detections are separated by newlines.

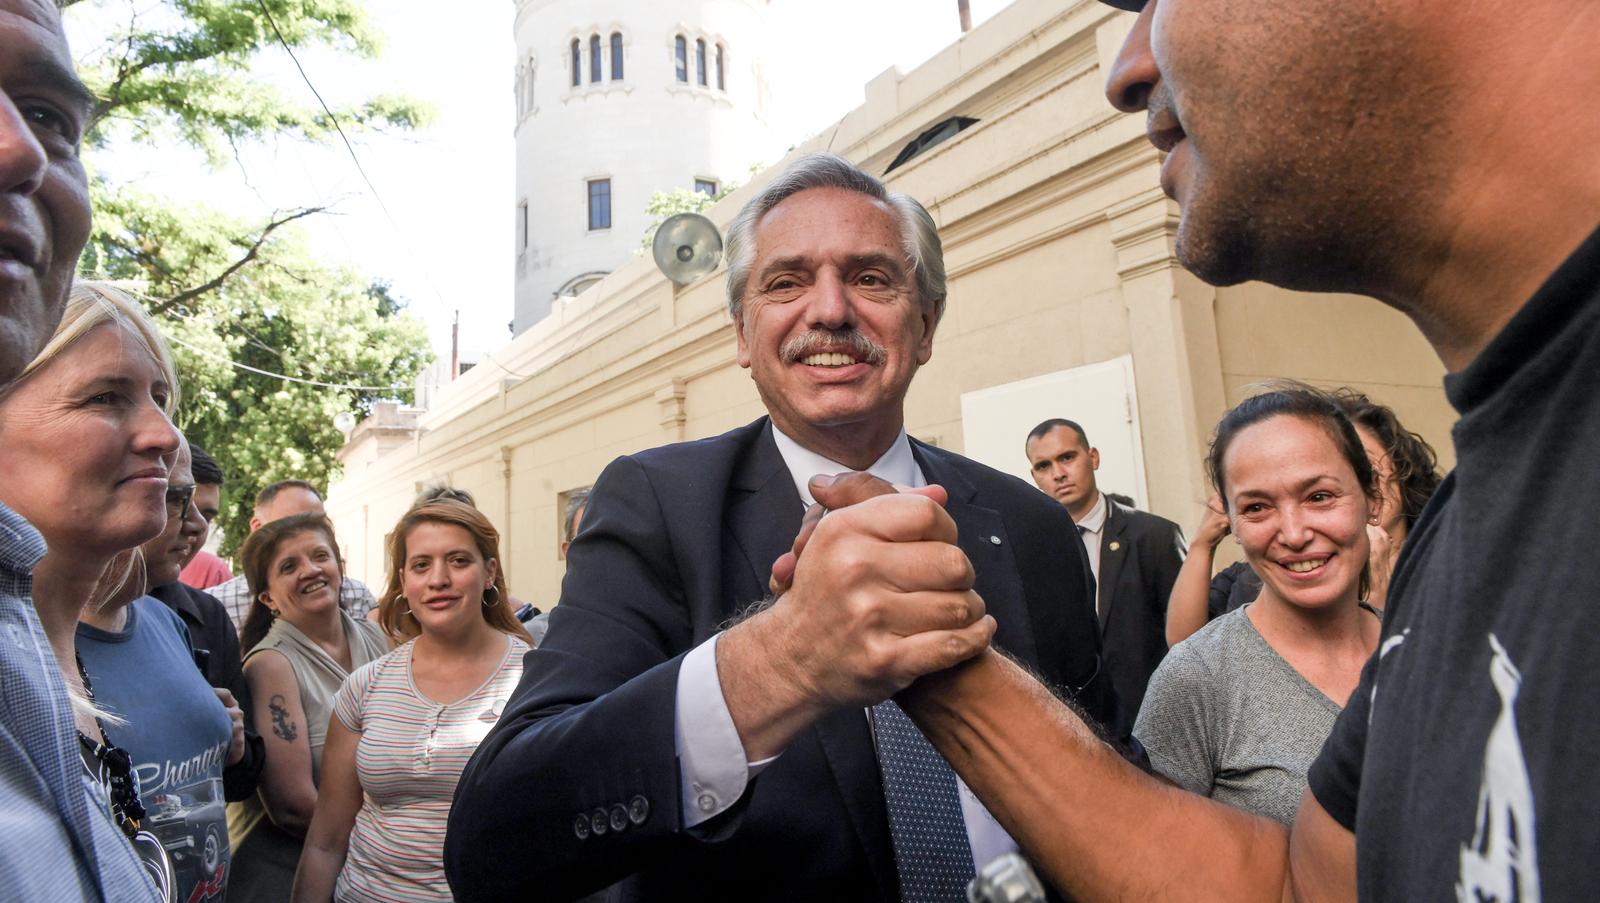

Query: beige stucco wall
left=326, top=0, right=1453, bottom=606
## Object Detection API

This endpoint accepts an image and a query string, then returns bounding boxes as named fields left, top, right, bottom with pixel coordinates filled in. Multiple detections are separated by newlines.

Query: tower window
left=516, top=200, right=529, bottom=250
left=610, top=32, right=624, bottom=80
left=590, top=34, right=602, bottom=83
left=588, top=179, right=612, bottom=231
left=674, top=36, right=688, bottom=83
left=694, top=179, right=718, bottom=197
left=570, top=39, right=580, bottom=87
left=716, top=45, right=725, bottom=91
left=696, top=39, right=707, bottom=86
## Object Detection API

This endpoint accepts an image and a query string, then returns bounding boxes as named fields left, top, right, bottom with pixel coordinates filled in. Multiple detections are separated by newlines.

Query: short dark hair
left=1206, top=382, right=1376, bottom=507
left=255, top=479, right=321, bottom=510
left=1328, top=388, right=1442, bottom=530
left=1025, top=418, right=1090, bottom=452
left=189, top=443, right=225, bottom=486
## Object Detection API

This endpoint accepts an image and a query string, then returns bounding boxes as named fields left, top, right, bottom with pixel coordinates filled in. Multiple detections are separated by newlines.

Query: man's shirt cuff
left=674, top=632, right=779, bottom=828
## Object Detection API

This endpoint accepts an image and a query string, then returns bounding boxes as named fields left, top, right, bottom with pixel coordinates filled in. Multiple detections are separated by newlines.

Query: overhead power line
left=166, top=332, right=414, bottom=393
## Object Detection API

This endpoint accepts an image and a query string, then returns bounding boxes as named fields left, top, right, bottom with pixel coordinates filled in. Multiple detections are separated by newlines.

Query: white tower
left=510, top=0, right=773, bottom=334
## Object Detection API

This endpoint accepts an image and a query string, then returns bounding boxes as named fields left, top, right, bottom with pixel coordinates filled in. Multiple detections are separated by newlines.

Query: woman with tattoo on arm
left=230, top=514, right=389, bottom=903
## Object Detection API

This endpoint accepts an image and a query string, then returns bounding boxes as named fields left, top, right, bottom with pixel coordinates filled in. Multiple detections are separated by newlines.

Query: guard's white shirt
left=673, top=424, right=1016, bottom=872
left=1076, top=491, right=1108, bottom=612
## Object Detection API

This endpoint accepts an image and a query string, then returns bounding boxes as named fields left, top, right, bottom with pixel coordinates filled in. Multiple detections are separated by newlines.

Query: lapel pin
left=1109, top=541, right=1121, bottom=552
left=989, top=535, right=1002, bottom=545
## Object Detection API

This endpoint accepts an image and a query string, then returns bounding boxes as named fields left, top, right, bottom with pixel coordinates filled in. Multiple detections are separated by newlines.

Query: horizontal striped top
left=332, top=634, right=527, bottom=902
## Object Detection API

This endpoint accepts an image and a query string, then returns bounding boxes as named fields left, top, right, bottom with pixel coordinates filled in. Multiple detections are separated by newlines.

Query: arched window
left=674, top=36, right=688, bottom=83
left=570, top=39, right=580, bottom=87
left=590, top=34, right=602, bottom=83
left=526, top=60, right=536, bottom=110
left=716, top=45, right=725, bottom=91
left=610, top=32, right=624, bottom=80
left=695, top=38, right=707, bottom=86
left=514, top=65, right=525, bottom=117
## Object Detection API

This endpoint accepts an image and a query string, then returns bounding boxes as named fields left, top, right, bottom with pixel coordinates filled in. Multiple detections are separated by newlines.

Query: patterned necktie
left=869, top=699, right=975, bottom=901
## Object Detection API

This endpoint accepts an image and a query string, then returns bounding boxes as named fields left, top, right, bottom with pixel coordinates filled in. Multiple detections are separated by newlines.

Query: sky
left=65, top=0, right=1014, bottom=361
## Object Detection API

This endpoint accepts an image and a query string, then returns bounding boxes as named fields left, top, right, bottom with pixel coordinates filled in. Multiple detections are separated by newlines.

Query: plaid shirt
left=208, top=573, right=376, bottom=631
left=0, top=503, right=162, bottom=901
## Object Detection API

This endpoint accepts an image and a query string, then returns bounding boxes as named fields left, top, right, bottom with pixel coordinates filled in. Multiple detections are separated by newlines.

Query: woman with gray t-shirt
left=1134, top=385, right=1382, bottom=824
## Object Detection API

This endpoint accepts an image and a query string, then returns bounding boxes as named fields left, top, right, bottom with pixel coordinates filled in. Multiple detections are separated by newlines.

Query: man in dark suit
left=1025, top=419, right=1184, bottom=714
left=446, top=153, right=1124, bottom=902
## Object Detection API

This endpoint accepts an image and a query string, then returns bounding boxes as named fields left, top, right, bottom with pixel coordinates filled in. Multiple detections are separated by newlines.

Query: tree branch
left=150, top=205, right=331, bottom=315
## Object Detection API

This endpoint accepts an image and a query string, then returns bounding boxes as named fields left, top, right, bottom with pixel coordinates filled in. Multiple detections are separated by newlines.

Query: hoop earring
left=399, top=598, right=414, bottom=619
left=482, top=585, right=499, bottom=609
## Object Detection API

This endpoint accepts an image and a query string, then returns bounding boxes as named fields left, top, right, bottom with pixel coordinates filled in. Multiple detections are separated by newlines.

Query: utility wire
left=254, top=0, right=453, bottom=321
left=166, top=332, right=413, bottom=393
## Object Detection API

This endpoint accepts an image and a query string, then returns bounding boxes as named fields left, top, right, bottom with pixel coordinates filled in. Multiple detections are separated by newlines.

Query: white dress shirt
left=1075, top=491, right=1108, bottom=613
left=673, top=424, right=1017, bottom=871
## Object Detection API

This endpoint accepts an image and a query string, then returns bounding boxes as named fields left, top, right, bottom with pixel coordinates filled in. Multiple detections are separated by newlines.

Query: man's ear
left=914, top=299, right=939, bottom=366
left=734, top=308, right=752, bottom=369
left=1089, top=447, right=1101, bottom=471
left=248, top=515, right=263, bottom=533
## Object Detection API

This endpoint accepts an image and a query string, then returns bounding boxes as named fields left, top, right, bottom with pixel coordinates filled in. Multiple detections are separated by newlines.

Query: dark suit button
left=628, top=794, right=650, bottom=826
left=609, top=803, right=628, bottom=833
left=591, top=808, right=608, bottom=836
left=573, top=814, right=590, bottom=840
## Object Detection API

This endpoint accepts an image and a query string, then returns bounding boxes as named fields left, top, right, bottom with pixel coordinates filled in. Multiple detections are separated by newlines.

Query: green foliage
left=639, top=184, right=739, bottom=249
left=65, top=0, right=435, bottom=557
left=70, top=0, right=430, bottom=162
left=83, top=186, right=431, bottom=555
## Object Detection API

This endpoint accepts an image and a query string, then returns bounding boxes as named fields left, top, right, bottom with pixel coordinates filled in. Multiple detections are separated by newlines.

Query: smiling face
left=1103, top=0, right=1439, bottom=292
left=260, top=528, right=342, bottom=626
left=734, top=187, right=936, bottom=458
left=0, top=0, right=92, bottom=385
left=400, top=521, right=498, bottom=638
left=0, top=323, right=179, bottom=558
left=1025, top=425, right=1101, bottom=519
left=1222, top=414, right=1371, bottom=612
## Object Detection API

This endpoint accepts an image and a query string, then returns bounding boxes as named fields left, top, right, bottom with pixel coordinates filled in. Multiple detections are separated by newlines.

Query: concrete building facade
left=331, top=0, right=1455, bottom=607
left=511, top=0, right=774, bottom=333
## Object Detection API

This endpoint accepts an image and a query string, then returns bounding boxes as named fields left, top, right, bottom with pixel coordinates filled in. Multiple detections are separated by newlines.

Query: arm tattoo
left=268, top=694, right=299, bottom=742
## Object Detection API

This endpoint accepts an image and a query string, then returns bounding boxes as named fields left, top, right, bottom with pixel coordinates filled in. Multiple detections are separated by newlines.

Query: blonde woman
left=0, top=281, right=186, bottom=900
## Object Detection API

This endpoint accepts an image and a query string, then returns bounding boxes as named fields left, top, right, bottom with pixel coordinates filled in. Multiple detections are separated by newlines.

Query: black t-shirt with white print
left=1307, top=224, right=1600, bottom=900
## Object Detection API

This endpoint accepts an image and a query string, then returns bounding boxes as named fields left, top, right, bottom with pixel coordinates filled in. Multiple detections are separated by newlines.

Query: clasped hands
left=716, top=473, right=992, bottom=760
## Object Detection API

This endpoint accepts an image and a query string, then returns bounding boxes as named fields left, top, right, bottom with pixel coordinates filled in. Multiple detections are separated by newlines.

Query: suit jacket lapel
left=726, top=422, right=897, bottom=896
left=913, top=442, right=1040, bottom=669
left=724, top=421, right=804, bottom=605
left=1096, top=501, right=1130, bottom=632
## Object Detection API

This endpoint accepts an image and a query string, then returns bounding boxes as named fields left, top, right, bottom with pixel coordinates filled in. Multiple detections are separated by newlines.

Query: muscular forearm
left=899, top=649, right=1290, bottom=902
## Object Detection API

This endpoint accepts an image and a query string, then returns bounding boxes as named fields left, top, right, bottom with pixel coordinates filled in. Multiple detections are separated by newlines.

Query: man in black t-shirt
left=766, top=1, right=1600, bottom=900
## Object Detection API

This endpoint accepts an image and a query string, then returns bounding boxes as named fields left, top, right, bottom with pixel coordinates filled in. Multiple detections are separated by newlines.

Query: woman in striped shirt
left=293, top=499, right=530, bottom=901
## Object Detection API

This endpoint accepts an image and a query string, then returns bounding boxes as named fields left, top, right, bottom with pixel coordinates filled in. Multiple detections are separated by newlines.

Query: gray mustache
left=779, top=329, right=887, bottom=365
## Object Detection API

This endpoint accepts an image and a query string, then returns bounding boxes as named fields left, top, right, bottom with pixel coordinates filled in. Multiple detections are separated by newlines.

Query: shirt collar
left=1076, top=491, right=1108, bottom=534
left=0, top=501, right=47, bottom=572
left=770, top=424, right=925, bottom=507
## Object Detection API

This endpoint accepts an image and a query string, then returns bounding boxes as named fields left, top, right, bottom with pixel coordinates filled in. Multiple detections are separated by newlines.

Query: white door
left=958, top=355, right=1149, bottom=509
